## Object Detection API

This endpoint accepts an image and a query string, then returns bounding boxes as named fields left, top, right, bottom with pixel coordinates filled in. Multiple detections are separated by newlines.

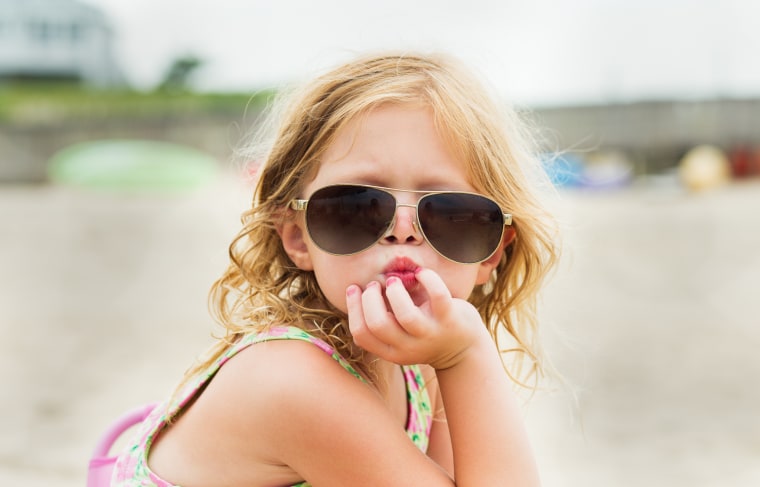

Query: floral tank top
left=112, top=326, right=433, bottom=486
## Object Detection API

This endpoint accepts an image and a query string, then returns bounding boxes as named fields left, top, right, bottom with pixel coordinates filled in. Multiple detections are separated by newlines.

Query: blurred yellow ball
left=678, top=145, right=731, bottom=192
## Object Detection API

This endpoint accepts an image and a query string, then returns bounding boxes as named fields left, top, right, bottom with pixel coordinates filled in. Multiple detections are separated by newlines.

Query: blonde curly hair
left=184, top=52, right=560, bottom=389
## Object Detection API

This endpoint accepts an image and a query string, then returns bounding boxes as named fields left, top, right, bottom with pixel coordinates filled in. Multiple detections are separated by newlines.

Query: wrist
left=431, top=329, right=496, bottom=371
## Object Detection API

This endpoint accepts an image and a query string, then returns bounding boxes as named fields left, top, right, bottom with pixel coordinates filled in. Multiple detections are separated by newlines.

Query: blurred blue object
left=541, top=152, right=585, bottom=188
left=542, top=151, right=633, bottom=190
left=48, top=139, right=219, bottom=190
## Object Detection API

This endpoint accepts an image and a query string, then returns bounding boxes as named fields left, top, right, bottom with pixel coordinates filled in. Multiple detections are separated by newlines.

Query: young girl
left=112, top=52, right=559, bottom=486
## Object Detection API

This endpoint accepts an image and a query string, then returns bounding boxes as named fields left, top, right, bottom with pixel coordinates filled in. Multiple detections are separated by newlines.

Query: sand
left=1, top=174, right=759, bottom=486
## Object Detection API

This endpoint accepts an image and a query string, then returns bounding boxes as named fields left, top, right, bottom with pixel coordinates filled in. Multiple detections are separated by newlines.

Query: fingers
left=352, top=269, right=454, bottom=336
left=347, top=268, right=485, bottom=370
left=412, top=268, right=453, bottom=317
left=347, top=281, right=412, bottom=361
left=360, top=282, right=391, bottom=326
left=384, top=276, right=427, bottom=336
left=346, top=283, right=392, bottom=357
left=346, top=269, right=459, bottom=364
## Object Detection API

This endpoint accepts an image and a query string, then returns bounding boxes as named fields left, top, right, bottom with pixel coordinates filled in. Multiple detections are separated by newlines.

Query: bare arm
left=158, top=338, right=456, bottom=487
left=347, top=268, right=541, bottom=486
left=435, top=338, right=540, bottom=485
left=160, top=267, right=538, bottom=486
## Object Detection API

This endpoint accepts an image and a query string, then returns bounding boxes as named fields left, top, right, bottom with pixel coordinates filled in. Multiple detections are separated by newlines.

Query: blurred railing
left=0, top=87, right=270, bottom=183
left=533, top=98, right=760, bottom=175
left=1, top=93, right=758, bottom=183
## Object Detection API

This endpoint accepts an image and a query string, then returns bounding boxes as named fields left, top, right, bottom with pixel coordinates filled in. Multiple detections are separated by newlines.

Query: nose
left=383, top=204, right=423, bottom=245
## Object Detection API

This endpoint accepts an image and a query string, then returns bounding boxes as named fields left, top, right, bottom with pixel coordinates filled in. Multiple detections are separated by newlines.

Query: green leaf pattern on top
left=111, top=326, right=432, bottom=487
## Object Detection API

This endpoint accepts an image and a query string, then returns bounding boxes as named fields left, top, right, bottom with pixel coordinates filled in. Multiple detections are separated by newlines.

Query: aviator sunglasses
left=290, top=184, right=513, bottom=264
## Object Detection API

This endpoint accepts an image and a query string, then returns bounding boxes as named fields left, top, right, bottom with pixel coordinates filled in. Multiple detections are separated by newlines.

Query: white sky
left=82, top=0, right=760, bottom=106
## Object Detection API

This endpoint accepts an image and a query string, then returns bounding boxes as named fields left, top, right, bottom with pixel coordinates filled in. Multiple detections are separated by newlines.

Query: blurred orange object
left=678, top=145, right=731, bottom=192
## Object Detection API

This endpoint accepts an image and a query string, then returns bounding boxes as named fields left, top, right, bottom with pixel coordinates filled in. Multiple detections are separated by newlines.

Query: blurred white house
left=0, top=0, right=123, bottom=86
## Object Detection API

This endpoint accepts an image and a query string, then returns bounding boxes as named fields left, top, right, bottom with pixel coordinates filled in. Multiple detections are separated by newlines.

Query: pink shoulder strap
left=87, top=403, right=159, bottom=487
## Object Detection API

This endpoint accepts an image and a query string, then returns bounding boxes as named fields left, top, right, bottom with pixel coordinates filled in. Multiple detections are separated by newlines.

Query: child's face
left=279, top=104, right=505, bottom=313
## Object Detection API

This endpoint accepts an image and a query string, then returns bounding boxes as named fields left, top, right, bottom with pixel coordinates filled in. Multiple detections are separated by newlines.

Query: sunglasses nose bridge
left=383, top=201, right=422, bottom=241
left=395, top=202, right=420, bottom=231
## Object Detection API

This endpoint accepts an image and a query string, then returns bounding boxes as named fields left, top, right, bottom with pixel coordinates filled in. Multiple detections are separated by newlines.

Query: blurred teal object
left=541, top=153, right=585, bottom=188
left=48, top=139, right=219, bottom=190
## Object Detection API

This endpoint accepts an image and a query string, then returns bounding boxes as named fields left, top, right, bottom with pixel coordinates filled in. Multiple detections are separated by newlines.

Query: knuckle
left=364, top=316, right=381, bottom=333
left=393, top=308, right=417, bottom=326
left=349, top=324, right=366, bottom=342
left=364, top=313, right=390, bottom=333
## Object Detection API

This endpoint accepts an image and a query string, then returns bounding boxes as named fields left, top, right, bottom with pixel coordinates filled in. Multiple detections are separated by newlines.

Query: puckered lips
left=382, top=256, right=421, bottom=290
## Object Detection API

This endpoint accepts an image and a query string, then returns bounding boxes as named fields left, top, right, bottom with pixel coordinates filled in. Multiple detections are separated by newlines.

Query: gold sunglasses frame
left=289, top=184, right=512, bottom=263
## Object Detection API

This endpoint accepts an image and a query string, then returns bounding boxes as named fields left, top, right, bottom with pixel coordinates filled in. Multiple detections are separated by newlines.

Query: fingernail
left=346, top=285, right=359, bottom=296
left=414, top=267, right=424, bottom=275
left=366, top=281, right=379, bottom=289
left=386, top=276, right=400, bottom=286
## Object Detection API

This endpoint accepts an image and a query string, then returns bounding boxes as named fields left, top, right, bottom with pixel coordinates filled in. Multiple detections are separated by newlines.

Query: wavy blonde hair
left=183, top=52, right=560, bottom=389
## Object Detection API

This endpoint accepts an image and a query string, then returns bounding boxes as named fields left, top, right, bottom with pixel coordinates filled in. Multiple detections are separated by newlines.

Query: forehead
left=309, top=104, right=473, bottom=192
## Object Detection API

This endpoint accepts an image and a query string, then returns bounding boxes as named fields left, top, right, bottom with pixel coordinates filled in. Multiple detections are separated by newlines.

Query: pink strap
left=91, top=403, right=158, bottom=457
left=87, top=403, right=158, bottom=487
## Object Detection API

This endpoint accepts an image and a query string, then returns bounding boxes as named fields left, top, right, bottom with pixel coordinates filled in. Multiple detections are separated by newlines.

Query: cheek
left=309, top=254, right=355, bottom=313
left=436, top=264, right=481, bottom=300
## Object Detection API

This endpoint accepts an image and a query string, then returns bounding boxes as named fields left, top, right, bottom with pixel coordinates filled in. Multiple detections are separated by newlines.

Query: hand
left=345, top=268, right=489, bottom=369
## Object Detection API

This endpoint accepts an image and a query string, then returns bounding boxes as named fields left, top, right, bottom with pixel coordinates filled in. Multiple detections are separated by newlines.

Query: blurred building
left=0, top=0, right=123, bottom=86
left=535, top=98, right=760, bottom=174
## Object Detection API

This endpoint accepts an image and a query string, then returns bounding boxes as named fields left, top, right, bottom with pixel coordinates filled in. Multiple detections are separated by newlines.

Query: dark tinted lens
left=418, top=193, right=504, bottom=263
left=305, top=185, right=396, bottom=255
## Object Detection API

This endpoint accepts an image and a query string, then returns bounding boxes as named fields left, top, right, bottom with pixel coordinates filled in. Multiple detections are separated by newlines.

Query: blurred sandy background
left=1, top=173, right=759, bottom=486
left=3, top=1, right=760, bottom=485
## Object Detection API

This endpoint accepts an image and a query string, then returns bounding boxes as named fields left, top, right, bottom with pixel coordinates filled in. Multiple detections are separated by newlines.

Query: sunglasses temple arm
left=290, top=200, right=308, bottom=211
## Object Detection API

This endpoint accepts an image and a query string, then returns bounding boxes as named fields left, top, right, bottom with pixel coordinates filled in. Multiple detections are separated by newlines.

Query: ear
left=475, top=227, right=516, bottom=285
left=276, top=218, right=314, bottom=271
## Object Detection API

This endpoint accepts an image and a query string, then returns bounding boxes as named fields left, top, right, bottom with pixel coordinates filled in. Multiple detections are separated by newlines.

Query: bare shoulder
left=153, top=339, right=454, bottom=486
left=150, top=337, right=366, bottom=485
left=213, top=337, right=367, bottom=411
left=213, top=339, right=452, bottom=485
left=199, top=337, right=369, bottom=450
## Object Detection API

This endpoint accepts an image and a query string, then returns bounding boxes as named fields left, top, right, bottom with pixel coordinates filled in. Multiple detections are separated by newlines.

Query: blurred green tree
left=159, top=55, right=203, bottom=92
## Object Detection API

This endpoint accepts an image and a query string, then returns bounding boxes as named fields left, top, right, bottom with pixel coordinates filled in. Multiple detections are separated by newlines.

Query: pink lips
left=383, top=257, right=421, bottom=289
